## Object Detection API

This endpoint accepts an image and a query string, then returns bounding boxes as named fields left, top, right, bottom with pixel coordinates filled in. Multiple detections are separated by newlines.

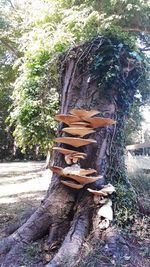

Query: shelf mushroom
left=64, top=154, right=86, bottom=164
left=52, top=109, right=116, bottom=195
left=54, top=137, right=97, bottom=147
left=88, top=184, right=116, bottom=206
left=70, top=121, right=91, bottom=127
left=52, top=147, right=87, bottom=157
left=100, top=184, right=116, bottom=194
left=50, top=165, right=102, bottom=185
left=50, top=165, right=97, bottom=176
left=52, top=147, right=87, bottom=164
left=88, top=188, right=108, bottom=196
left=63, top=173, right=102, bottom=185
left=62, top=127, right=95, bottom=137
left=69, top=108, right=100, bottom=118
left=97, top=199, right=113, bottom=229
left=55, top=114, right=81, bottom=125
left=61, top=180, right=84, bottom=189
left=63, top=165, right=97, bottom=176
left=88, top=184, right=116, bottom=196
left=82, top=117, right=116, bottom=128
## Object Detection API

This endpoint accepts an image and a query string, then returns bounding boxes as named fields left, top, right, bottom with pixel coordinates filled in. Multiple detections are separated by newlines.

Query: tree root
left=102, top=227, right=130, bottom=259
left=46, top=194, right=94, bottom=267
left=0, top=235, right=16, bottom=254
left=0, top=185, right=75, bottom=258
left=0, top=204, right=50, bottom=255
left=0, top=242, right=27, bottom=267
left=47, top=215, right=89, bottom=267
left=4, top=207, right=36, bottom=236
left=0, top=192, right=131, bottom=267
left=0, top=184, right=130, bottom=267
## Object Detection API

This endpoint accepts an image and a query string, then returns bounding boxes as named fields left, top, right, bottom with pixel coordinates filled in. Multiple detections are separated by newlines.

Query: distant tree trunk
left=45, top=149, right=54, bottom=169
left=0, top=37, right=143, bottom=267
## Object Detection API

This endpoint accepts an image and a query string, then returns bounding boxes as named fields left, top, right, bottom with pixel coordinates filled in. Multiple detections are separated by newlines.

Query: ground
left=0, top=159, right=150, bottom=267
left=0, top=161, right=50, bottom=266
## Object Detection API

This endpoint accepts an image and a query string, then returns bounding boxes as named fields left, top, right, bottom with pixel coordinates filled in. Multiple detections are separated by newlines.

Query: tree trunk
left=0, top=38, right=139, bottom=266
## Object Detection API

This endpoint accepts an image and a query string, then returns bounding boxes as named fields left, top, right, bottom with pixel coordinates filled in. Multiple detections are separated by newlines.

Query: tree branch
left=7, top=0, right=15, bottom=9
left=0, top=38, right=21, bottom=58
left=123, top=27, right=150, bottom=34
left=141, top=47, right=150, bottom=51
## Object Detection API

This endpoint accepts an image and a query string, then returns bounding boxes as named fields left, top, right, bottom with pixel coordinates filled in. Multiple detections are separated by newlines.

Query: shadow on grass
left=0, top=172, right=44, bottom=185
left=0, top=190, right=47, bottom=237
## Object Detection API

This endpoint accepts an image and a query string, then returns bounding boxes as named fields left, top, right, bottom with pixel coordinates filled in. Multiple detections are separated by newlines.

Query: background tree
left=0, top=0, right=19, bottom=160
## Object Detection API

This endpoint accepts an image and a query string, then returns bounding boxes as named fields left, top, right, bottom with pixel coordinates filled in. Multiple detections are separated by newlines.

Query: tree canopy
left=0, top=0, right=150, bottom=155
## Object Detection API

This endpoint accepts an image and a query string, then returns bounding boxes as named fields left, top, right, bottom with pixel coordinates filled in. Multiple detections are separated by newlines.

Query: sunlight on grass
left=126, top=154, right=150, bottom=216
left=0, top=162, right=51, bottom=203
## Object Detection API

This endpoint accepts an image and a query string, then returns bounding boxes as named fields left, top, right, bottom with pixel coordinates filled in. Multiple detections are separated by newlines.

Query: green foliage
left=25, top=243, right=39, bottom=260
left=124, top=103, right=143, bottom=145
left=90, top=37, right=148, bottom=110
left=0, top=0, right=150, bottom=154
left=0, top=87, right=13, bottom=159
left=113, top=182, right=137, bottom=227
left=10, top=74, right=59, bottom=152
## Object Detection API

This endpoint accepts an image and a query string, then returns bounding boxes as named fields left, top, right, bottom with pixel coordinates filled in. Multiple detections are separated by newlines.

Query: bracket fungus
left=55, top=114, right=81, bottom=125
left=100, top=184, right=116, bottom=194
left=61, top=180, right=83, bottom=189
left=62, top=127, right=95, bottom=137
left=50, top=166, right=64, bottom=176
left=64, top=155, right=72, bottom=165
left=54, top=137, right=97, bottom=147
left=50, top=165, right=96, bottom=176
left=63, top=164, right=80, bottom=175
left=87, top=184, right=116, bottom=196
left=65, top=154, right=86, bottom=164
left=69, top=108, right=100, bottom=118
left=63, top=165, right=97, bottom=176
left=50, top=165, right=102, bottom=185
left=52, top=108, right=116, bottom=194
left=52, top=147, right=87, bottom=157
left=79, top=168, right=97, bottom=176
left=98, top=199, right=113, bottom=221
left=82, top=117, right=116, bottom=128
left=63, top=173, right=102, bottom=185
left=52, top=147, right=87, bottom=164
left=88, top=188, right=108, bottom=196
left=70, top=121, right=91, bottom=127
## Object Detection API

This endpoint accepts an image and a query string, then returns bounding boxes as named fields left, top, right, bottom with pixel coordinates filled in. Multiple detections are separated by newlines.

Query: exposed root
left=0, top=204, right=50, bottom=255
left=0, top=242, right=26, bottom=267
left=102, top=227, right=130, bottom=259
left=0, top=185, right=75, bottom=258
left=47, top=187, right=76, bottom=245
left=46, top=214, right=89, bottom=267
left=4, top=208, right=36, bottom=236
left=47, top=216, right=72, bottom=246
left=0, top=235, right=16, bottom=254
left=46, top=194, right=94, bottom=267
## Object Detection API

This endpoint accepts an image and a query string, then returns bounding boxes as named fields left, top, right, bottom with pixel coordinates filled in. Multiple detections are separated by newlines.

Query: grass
left=129, top=171, right=150, bottom=198
left=126, top=155, right=150, bottom=217
left=126, top=155, right=150, bottom=196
